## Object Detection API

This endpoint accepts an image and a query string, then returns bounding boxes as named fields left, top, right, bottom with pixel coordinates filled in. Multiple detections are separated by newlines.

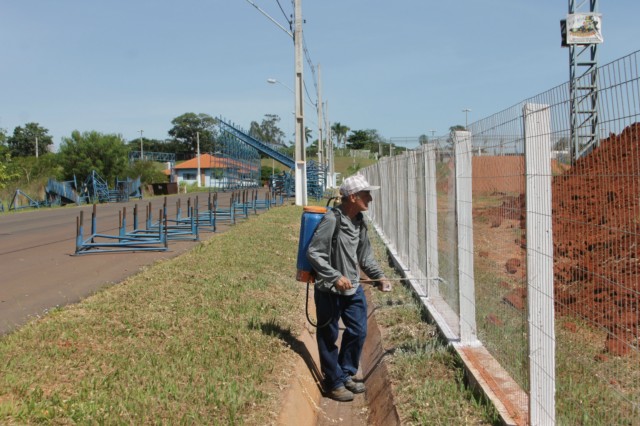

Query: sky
left=1, top=1, right=639, bottom=151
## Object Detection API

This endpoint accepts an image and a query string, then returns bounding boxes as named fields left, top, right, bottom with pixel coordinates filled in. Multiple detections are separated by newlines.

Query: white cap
left=339, top=174, right=380, bottom=197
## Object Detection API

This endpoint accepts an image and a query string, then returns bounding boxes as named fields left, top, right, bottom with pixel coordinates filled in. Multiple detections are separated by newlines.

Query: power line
left=244, top=0, right=292, bottom=38
left=275, top=0, right=291, bottom=26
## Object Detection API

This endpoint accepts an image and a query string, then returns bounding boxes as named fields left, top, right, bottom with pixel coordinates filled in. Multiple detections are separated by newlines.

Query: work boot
left=344, top=378, right=366, bottom=394
left=328, top=385, right=354, bottom=402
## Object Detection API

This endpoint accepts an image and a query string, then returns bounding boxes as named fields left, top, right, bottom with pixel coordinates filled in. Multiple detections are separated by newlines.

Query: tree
left=347, top=130, right=369, bottom=150
left=168, top=113, right=218, bottom=155
left=446, top=125, right=467, bottom=149
left=248, top=114, right=286, bottom=145
left=8, top=154, right=62, bottom=185
left=331, top=122, right=350, bottom=149
left=58, top=131, right=129, bottom=183
left=305, top=126, right=313, bottom=145
left=7, top=123, right=53, bottom=157
left=0, top=153, right=20, bottom=189
left=0, top=128, right=8, bottom=158
left=346, top=129, right=385, bottom=151
left=419, top=134, right=429, bottom=145
left=125, top=160, right=168, bottom=185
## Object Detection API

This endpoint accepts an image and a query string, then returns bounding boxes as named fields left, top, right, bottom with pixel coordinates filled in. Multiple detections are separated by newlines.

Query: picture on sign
left=566, top=13, right=603, bottom=44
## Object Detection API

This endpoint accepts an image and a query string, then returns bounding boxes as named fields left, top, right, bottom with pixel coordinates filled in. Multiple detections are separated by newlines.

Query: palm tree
left=304, top=126, right=313, bottom=144
left=331, top=122, right=350, bottom=149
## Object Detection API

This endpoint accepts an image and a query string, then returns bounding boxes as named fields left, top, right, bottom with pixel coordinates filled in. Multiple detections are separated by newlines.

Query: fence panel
left=362, top=50, right=640, bottom=425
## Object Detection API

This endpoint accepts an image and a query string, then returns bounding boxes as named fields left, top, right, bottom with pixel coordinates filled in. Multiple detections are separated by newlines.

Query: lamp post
left=139, top=130, right=144, bottom=161
left=267, top=78, right=296, bottom=145
left=267, top=78, right=293, bottom=93
left=196, top=132, right=201, bottom=188
left=462, top=108, right=471, bottom=129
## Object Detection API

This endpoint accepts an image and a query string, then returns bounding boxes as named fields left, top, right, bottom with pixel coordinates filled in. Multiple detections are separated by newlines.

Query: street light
left=462, top=109, right=471, bottom=129
left=139, top=130, right=144, bottom=161
left=267, top=78, right=293, bottom=93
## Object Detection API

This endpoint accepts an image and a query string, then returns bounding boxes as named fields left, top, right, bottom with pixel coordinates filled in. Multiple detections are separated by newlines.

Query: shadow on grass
left=252, top=319, right=324, bottom=392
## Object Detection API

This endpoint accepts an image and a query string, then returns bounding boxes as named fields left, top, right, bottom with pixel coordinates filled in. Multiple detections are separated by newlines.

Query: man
left=306, top=174, right=392, bottom=402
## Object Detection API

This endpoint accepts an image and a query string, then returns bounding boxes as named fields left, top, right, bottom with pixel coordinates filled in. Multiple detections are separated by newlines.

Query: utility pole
left=196, top=132, right=201, bottom=188
left=35, top=136, right=39, bottom=158
left=325, top=100, right=334, bottom=188
left=139, top=130, right=144, bottom=161
left=317, top=63, right=324, bottom=189
left=293, top=0, right=307, bottom=206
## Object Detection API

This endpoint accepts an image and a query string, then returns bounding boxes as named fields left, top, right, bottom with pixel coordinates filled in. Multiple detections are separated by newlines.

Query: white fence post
left=408, top=151, right=420, bottom=287
left=523, top=103, right=556, bottom=425
left=425, top=145, right=439, bottom=298
left=453, top=130, right=478, bottom=345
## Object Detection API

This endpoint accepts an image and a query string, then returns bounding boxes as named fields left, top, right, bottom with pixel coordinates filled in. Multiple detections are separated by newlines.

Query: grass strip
left=1, top=203, right=501, bottom=425
left=0, top=205, right=306, bottom=424
left=367, top=230, right=500, bottom=425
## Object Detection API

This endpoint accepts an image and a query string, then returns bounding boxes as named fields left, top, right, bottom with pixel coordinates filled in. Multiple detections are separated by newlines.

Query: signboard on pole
left=566, top=13, right=603, bottom=44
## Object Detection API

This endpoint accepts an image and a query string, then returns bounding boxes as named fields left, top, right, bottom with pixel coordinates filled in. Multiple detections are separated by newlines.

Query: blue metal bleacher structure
left=129, top=151, right=176, bottom=165
left=46, top=177, right=83, bottom=206
left=218, top=117, right=295, bottom=170
left=217, top=117, right=327, bottom=200
left=81, top=171, right=142, bottom=204
left=75, top=204, right=168, bottom=255
left=7, top=172, right=142, bottom=212
left=144, top=197, right=199, bottom=242
left=8, top=189, right=48, bottom=210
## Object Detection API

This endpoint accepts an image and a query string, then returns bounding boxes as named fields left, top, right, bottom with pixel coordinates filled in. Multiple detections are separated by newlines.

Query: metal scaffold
left=564, top=0, right=602, bottom=162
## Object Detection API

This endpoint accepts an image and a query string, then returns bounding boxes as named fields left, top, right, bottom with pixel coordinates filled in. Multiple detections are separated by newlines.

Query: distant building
left=168, top=154, right=259, bottom=190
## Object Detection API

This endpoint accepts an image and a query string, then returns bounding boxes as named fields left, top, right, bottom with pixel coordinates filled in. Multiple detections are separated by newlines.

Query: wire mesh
left=362, top=49, right=640, bottom=424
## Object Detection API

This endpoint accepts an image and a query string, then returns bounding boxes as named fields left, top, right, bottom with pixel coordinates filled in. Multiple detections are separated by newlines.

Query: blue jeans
left=314, top=285, right=368, bottom=391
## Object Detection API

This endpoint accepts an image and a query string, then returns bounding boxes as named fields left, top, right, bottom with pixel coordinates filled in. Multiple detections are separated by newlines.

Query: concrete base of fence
left=377, top=222, right=529, bottom=426
left=456, top=345, right=528, bottom=426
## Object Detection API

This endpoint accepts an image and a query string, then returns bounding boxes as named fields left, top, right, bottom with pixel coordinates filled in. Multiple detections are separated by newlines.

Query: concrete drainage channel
left=277, top=287, right=401, bottom=425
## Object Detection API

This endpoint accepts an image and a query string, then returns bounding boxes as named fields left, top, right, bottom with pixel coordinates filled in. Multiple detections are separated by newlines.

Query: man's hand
left=378, top=278, right=392, bottom=292
left=335, top=276, right=353, bottom=292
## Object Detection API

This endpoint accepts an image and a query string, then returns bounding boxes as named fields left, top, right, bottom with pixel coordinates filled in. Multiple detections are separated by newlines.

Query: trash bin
left=151, top=182, right=178, bottom=195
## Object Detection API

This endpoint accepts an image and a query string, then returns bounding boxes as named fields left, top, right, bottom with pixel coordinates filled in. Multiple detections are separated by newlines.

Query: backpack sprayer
left=295, top=198, right=340, bottom=327
left=295, top=198, right=412, bottom=326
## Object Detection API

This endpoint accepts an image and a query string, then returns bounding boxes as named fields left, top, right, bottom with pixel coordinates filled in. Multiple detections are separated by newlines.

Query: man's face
left=353, top=190, right=372, bottom=211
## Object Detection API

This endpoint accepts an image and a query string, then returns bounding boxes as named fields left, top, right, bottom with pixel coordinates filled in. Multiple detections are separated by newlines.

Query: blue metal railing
left=218, top=117, right=295, bottom=169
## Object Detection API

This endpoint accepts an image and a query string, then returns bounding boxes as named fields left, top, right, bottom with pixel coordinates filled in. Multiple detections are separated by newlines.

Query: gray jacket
left=306, top=206, right=384, bottom=295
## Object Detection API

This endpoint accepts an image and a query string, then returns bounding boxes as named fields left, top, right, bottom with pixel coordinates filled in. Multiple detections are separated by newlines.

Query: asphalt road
left=0, top=190, right=259, bottom=335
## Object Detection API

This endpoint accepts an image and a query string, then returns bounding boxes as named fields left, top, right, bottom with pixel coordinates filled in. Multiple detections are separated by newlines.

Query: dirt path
left=279, top=289, right=399, bottom=426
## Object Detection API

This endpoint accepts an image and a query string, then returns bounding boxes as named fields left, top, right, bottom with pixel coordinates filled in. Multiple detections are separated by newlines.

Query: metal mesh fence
left=362, top=50, right=640, bottom=424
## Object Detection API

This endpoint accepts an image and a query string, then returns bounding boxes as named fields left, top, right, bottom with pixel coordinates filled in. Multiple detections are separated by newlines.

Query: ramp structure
left=46, top=178, right=83, bottom=206
left=218, top=117, right=295, bottom=169
left=217, top=118, right=328, bottom=199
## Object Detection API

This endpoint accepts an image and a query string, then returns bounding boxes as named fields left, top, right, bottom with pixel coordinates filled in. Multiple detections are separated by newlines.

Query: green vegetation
left=367, top=230, right=500, bottom=425
left=0, top=204, right=501, bottom=424
left=0, top=205, right=307, bottom=424
left=58, top=130, right=130, bottom=183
